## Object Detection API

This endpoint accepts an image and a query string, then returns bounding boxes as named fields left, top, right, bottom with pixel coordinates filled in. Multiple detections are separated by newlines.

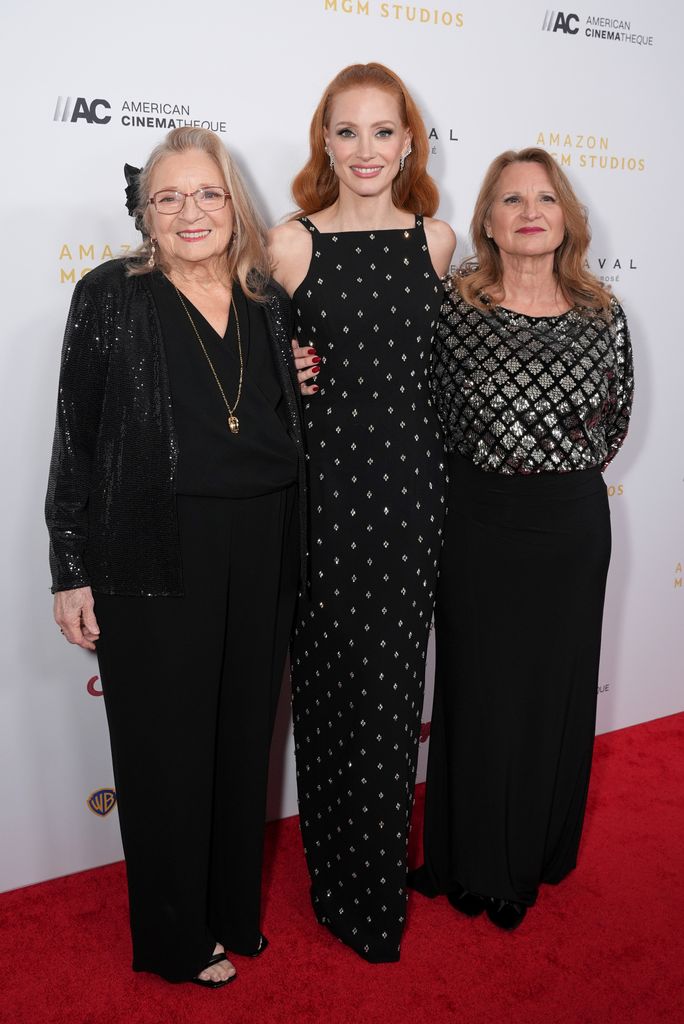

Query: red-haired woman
left=410, top=149, right=633, bottom=931
left=269, top=63, right=455, bottom=962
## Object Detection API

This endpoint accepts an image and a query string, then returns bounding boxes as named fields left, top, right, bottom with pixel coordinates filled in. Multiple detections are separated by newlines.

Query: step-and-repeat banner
left=1, top=0, right=681, bottom=892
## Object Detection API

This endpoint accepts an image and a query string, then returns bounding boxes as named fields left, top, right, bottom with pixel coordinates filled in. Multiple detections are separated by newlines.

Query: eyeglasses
left=149, top=187, right=231, bottom=215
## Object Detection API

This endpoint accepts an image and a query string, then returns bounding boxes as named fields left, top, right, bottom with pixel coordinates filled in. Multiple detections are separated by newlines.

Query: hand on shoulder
left=423, top=217, right=456, bottom=278
left=267, top=221, right=313, bottom=298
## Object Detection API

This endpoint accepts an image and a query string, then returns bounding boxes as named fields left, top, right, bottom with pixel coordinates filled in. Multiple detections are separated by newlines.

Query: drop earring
left=148, top=238, right=156, bottom=268
left=325, top=147, right=335, bottom=170
left=399, top=146, right=412, bottom=172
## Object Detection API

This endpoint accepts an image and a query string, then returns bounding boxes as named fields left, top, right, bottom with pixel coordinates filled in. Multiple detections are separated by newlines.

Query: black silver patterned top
left=432, top=283, right=634, bottom=474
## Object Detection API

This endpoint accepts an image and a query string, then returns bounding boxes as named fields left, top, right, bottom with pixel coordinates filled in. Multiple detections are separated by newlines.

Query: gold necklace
left=174, top=286, right=243, bottom=435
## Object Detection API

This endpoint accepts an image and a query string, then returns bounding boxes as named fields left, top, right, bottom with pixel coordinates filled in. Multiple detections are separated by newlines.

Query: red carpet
left=2, top=713, right=682, bottom=1024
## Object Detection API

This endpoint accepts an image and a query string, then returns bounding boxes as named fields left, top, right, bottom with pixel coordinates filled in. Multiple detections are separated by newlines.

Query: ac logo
left=53, top=96, right=111, bottom=125
left=542, top=10, right=579, bottom=34
left=87, top=789, right=117, bottom=817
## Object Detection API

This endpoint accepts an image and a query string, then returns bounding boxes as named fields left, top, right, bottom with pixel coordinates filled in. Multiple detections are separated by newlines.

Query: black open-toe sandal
left=191, top=951, right=237, bottom=989
left=250, top=934, right=269, bottom=957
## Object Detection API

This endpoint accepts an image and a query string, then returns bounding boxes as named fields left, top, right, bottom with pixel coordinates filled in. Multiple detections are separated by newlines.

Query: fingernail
left=312, top=385, right=319, bottom=392
left=311, top=356, right=321, bottom=364
left=307, top=349, right=317, bottom=355
left=312, top=366, right=320, bottom=374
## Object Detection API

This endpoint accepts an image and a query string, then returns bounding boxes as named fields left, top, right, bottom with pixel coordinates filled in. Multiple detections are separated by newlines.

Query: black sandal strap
left=204, top=951, right=228, bottom=968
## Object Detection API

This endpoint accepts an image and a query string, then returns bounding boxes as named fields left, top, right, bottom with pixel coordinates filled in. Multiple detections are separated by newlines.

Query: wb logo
left=87, top=788, right=117, bottom=817
left=53, top=96, right=111, bottom=124
left=542, top=10, right=579, bottom=33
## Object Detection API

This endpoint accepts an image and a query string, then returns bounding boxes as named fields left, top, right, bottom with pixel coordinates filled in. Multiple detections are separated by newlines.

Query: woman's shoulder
left=422, top=216, right=456, bottom=248
left=77, top=258, right=142, bottom=297
left=422, top=216, right=456, bottom=277
left=268, top=218, right=311, bottom=251
left=607, top=295, right=627, bottom=320
left=267, top=219, right=313, bottom=294
left=438, top=275, right=484, bottom=322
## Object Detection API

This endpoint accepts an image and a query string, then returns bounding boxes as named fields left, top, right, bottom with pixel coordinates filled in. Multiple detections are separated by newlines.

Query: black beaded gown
left=290, top=215, right=446, bottom=962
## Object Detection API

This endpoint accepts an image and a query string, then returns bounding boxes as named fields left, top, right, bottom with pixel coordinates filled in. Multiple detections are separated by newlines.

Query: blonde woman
left=47, top=128, right=305, bottom=985
left=411, top=148, right=633, bottom=930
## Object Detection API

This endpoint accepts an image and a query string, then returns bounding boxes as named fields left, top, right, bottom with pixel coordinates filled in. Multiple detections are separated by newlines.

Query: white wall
left=1, top=0, right=681, bottom=892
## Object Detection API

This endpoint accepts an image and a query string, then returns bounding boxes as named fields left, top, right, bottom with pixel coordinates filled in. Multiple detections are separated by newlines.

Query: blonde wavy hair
left=458, top=147, right=612, bottom=315
left=291, top=62, right=439, bottom=218
left=126, top=127, right=270, bottom=301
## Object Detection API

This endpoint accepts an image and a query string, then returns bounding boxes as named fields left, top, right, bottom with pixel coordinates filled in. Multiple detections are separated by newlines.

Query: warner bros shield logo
left=87, top=788, right=117, bottom=817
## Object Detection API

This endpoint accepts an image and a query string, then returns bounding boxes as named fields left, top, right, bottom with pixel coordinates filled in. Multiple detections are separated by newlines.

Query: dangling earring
left=148, top=238, right=156, bottom=268
left=325, top=146, right=335, bottom=170
left=399, top=146, right=412, bottom=173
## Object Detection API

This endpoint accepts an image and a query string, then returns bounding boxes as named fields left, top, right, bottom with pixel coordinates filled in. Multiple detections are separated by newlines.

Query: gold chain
left=174, top=286, right=243, bottom=435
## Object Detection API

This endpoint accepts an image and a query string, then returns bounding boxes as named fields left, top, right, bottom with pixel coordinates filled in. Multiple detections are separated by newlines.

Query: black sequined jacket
left=46, top=259, right=307, bottom=595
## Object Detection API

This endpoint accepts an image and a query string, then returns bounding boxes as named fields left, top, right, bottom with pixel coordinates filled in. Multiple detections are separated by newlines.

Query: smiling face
left=324, top=85, right=411, bottom=200
left=486, top=161, right=566, bottom=261
left=146, top=149, right=233, bottom=272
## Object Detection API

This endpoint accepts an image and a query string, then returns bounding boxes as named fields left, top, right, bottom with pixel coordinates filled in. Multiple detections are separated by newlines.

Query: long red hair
left=292, top=63, right=439, bottom=217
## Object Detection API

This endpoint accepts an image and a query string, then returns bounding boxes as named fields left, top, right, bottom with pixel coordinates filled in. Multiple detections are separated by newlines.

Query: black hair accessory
left=124, top=164, right=145, bottom=232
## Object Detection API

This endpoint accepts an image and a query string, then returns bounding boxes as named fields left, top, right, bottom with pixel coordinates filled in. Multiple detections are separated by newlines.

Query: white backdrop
left=1, top=0, right=681, bottom=893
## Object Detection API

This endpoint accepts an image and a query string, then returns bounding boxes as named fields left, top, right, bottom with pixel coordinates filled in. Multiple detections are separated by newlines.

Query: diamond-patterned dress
left=290, top=215, right=446, bottom=962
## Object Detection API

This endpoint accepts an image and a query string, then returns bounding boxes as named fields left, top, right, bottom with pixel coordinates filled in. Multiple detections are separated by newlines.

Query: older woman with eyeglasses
left=46, top=127, right=305, bottom=987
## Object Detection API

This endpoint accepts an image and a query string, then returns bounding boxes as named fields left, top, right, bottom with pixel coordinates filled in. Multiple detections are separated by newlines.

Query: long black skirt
left=94, top=487, right=298, bottom=981
left=413, top=454, right=611, bottom=906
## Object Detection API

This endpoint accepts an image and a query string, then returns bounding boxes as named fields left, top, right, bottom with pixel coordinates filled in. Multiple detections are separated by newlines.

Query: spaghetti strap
left=298, top=216, right=319, bottom=234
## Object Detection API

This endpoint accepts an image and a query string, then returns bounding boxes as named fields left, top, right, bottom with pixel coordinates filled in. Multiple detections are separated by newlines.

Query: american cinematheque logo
left=53, top=95, right=226, bottom=132
left=541, top=10, right=654, bottom=45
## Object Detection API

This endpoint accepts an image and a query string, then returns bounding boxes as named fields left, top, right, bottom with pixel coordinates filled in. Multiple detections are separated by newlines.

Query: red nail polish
left=308, top=348, right=317, bottom=355
left=312, top=366, right=320, bottom=374
left=312, top=385, right=319, bottom=392
left=311, top=356, right=321, bottom=364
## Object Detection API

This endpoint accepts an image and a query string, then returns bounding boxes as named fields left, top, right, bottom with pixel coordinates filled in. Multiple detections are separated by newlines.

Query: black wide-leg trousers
left=94, top=487, right=298, bottom=981
left=414, top=456, right=611, bottom=907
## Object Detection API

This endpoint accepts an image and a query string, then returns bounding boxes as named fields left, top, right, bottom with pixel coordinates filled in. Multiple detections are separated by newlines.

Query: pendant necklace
left=174, top=286, right=243, bottom=435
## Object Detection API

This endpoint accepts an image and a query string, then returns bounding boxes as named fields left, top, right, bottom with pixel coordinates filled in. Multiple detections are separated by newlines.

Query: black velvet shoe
left=447, top=886, right=488, bottom=918
left=486, top=898, right=527, bottom=931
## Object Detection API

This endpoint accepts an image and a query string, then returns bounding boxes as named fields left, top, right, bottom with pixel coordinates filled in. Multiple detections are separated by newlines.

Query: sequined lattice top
left=432, top=284, right=633, bottom=474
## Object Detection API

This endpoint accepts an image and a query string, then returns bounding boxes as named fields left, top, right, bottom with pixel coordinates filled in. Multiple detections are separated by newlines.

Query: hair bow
left=124, top=164, right=146, bottom=233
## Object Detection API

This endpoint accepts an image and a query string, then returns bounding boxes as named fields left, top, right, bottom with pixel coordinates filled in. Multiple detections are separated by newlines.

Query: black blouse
left=46, top=259, right=307, bottom=596
left=149, top=272, right=298, bottom=498
left=432, top=285, right=634, bottom=474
